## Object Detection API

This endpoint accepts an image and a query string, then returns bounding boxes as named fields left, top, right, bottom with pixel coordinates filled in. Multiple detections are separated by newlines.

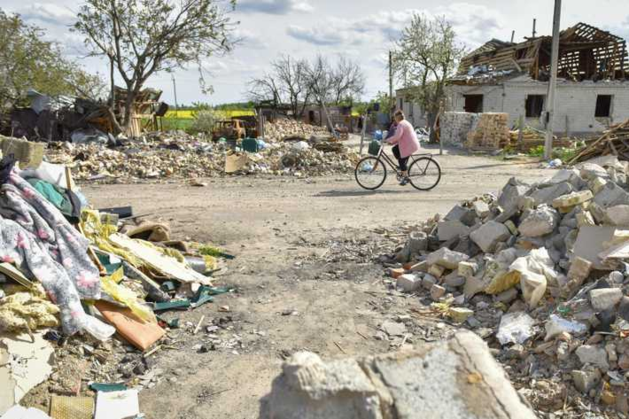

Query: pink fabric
left=387, top=120, right=419, bottom=158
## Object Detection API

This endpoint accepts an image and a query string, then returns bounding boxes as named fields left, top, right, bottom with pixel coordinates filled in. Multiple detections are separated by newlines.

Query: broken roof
left=452, top=23, right=629, bottom=85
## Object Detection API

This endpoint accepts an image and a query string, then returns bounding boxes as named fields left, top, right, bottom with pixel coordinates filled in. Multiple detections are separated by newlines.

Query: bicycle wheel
left=408, top=157, right=441, bottom=191
left=355, top=156, right=387, bottom=190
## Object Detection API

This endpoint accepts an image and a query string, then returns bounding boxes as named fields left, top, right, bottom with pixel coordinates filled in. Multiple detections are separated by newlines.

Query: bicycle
left=354, top=142, right=442, bottom=191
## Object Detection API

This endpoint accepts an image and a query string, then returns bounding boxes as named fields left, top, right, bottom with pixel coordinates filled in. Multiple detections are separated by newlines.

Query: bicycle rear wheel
left=408, top=157, right=441, bottom=191
left=355, top=156, right=387, bottom=190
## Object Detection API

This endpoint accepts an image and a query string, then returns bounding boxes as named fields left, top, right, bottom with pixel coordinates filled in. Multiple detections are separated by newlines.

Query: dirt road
left=84, top=151, right=550, bottom=418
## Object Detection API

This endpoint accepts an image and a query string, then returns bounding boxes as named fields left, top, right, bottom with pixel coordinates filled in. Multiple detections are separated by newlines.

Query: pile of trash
left=0, top=136, right=235, bottom=417
left=263, top=119, right=328, bottom=143
left=382, top=154, right=629, bottom=415
left=45, top=131, right=359, bottom=182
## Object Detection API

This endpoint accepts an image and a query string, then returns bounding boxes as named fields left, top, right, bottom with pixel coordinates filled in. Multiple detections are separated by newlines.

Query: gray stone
left=445, top=205, right=477, bottom=227
left=575, top=345, right=609, bottom=370
left=589, top=288, right=623, bottom=312
left=518, top=205, right=559, bottom=237
left=547, top=168, right=586, bottom=189
left=495, top=288, right=518, bottom=304
left=381, top=320, right=407, bottom=337
left=578, top=162, right=610, bottom=181
left=473, top=201, right=491, bottom=217
left=259, top=332, right=537, bottom=419
left=421, top=274, right=437, bottom=290
left=609, top=271, right=625, bottom=284
left=470, top=221, right=511, bottom=253
left=497, top=178, right=531, bottom=212
left=426, top=248, right=470, bottom=270
left=604, top=205, right=629, bottom=226
left=444, top=272, right=466, bottom=287
left=593, top=182, right=629, bottom=209
left=618, top=297, right=629, bottom=322
left=397, top=274, right=421, bottom=293
left=437, top=221, right=471, bottom=242
left=572, top=369, right=602, bottom=393
left=395, top=231, right=428, bottom=262
left=530, top=182, right=573, bottom=206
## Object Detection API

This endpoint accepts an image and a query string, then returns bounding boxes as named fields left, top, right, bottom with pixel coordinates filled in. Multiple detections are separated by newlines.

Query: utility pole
left=171, top=74, right=179, bottom=130
left=510, top=30, right=515, bottom=43
left=532, top=18, right=537, bottom=38
left=389, top=51, right=394, bottom=116
left=544, top=0, right=562, bottom=160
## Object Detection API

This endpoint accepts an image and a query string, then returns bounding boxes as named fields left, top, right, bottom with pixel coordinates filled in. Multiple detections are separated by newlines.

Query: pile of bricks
left=465, top=113, right=511, bottom=150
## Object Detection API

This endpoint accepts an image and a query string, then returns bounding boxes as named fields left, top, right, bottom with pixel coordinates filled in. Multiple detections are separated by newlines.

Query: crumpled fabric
left=0, top=284, right=60, bottom=333
left=0, top=170, right=101, bottom=300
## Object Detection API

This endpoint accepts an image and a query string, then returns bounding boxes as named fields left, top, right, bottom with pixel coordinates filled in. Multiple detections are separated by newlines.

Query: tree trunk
left=427, top=111, right=438, bottom=143
left=122, top=89, right=136, bottom=137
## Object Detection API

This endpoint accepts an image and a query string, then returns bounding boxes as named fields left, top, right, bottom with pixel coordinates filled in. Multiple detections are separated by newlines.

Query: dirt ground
left=81, top=149, right=551, bottom=418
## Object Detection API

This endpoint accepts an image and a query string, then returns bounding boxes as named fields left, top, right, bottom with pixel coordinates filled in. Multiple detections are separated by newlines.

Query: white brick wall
left=446, top=78, right=629, bottom=134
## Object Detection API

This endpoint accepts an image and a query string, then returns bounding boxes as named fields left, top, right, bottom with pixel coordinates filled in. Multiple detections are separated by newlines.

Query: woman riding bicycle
left=386, top=110, right=420, bottom=186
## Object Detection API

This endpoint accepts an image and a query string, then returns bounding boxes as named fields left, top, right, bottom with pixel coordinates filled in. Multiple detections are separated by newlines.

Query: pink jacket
left=387, top=120, right=419, bottom=158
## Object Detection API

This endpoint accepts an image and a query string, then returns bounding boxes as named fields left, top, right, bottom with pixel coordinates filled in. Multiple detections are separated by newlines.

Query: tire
left=408, top=157, right=441, bottom=191
left=355, top=156, right=387, bottom=190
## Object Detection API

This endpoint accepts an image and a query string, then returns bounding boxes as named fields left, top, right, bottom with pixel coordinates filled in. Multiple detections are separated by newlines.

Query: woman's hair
left=394, top=110, right=405, bottom=120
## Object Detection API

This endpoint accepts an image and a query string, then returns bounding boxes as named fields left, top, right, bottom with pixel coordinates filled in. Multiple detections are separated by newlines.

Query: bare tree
left=393, top=14, right=466, bottom=141
left=331, top=57, right=366, bottom=105
left=74, top=0, right=236, bottom=134
left=248, top=55, right=311, bottom=117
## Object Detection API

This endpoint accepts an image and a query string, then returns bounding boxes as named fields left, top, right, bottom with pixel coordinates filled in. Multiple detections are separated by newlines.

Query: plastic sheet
left=100, top=269, right=156, bottom=323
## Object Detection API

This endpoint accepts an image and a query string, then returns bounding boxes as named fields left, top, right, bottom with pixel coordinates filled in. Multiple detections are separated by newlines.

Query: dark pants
left=392, top=145, right=409, bottom=172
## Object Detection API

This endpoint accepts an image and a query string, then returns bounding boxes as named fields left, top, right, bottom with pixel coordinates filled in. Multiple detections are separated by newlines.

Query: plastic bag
left=100, top=268, right=156, bottom=323
left=496, top=312, right=536, bottom=345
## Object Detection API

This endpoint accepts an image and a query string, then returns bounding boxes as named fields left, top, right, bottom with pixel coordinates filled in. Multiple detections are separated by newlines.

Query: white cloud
left=20, top=2, right=76, bottom=27
left=236, top=0, right=313, bottom=15
left=286, top=4, right=505, bottom=49
left=233, top=28, right=269, bottom=50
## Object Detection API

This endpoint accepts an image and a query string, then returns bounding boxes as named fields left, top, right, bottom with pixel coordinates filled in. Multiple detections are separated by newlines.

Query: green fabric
left=27, top=178, right=73, bottom=216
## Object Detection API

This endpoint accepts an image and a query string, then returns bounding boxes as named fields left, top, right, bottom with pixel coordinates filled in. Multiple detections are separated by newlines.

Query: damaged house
left=447, top=23, right=629, bottom=135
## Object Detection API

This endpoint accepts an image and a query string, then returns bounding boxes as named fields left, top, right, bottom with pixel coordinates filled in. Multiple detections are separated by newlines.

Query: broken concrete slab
left=518, top=205, right=559, bottom=237
left=589, top=288, right=623, bottom=312
left=593, top=182, right=629, bottom=209
left=530, top=182, right=573, bottom=206
left=575, top=345, right=609, bottom=370
left=426, top=248, right=469, bottom=270
left=0, top=333, right=54, bottom=416
left=437, top=221, right=470, bottom=242
left=395, top=231, right=428, bottom=263
left=470, top=221, right=511, bottom=253
left=472, top=201, right=490, bottom=218
left=444, top=205, right=477, bottom=226
left=572, top=226, right=618, bottom=270
left=603, top=205, right=629, bottom=226
left=572, top=369, right=602, bottom=393
left=260, top=332, right=537, bottom=419
left=578, top=162, right=610, bottom=181
left=497, top=177, right=530, bottom=213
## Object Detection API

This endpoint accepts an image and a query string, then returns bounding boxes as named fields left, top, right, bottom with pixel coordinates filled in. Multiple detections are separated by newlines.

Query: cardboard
left=94, top=301, right=165, bottom=351
left=224, top=153, right=248, bottom=174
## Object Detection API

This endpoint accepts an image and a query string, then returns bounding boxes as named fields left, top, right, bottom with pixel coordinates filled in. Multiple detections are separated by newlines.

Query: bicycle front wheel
left=408, top=157, right=441, bottom=191
left=355, top=156, right=387, bottom=190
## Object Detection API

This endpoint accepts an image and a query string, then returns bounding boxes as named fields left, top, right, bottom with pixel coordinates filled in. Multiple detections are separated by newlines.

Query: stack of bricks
left=465, top=113, right=511, bottom=150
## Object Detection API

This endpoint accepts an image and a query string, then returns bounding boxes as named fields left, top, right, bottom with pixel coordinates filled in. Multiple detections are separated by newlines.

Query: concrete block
left=518, top=205, right=559, bottom=237
left=458, top=261, right=478, bottom=278
left=548, top=168, right=585, bottom=189
left=530, top=182, right=573, bottom=206
left=552, top=190, right=593, bottom=210
left=448, top=308, right=475, bottom=323
left=397, top=274, right=421, bottom=293
left=604, top=205, right=629, bottom=226
left=578, top=162, right=610, bottom=181
left=409, top=261, right=429, bottom=273
left=437, top=221, right=470, bottom=242
left=430, top=284, right=446, bottom=300
left=589, top=288, right=623, bottom=312
left=388, top=268, right=406, bottom=279
left=575, top=345, right=609, bottom=370
left=445, top=205, right=477, bottom=226
left=589, top=177, right=608, bottom=195
left=473, top=201, right=491, bottom=217
left=443, top=272, right=466, bottom=287
left=572, top=369, right=601, bottom=393
left=260, top=333, right=538, bottom=419
left=576, top=211, right=596, bottom=227
left=426, top=248, right=470, bottom=270
left=428, top=264, right=446, bottom=279
left=421, top=275, right=437, bottom=290
left=470, top=221, right=511, bottom=253
left=395, top=231, right=428, bottom=263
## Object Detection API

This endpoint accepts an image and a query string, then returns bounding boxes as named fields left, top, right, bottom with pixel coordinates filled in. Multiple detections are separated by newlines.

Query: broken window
left=525, top=95, right=545, bottom=118
left=595, top=95, right=612, bottom=118
left=463, top=95, right=483, bottom=113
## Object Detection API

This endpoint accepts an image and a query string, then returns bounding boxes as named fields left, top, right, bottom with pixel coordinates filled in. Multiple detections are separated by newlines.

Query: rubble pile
left=382, top=154, right=629, bottom=415
left=45, top=131, right=359, bottom=182
left=263, top=119, right=328, bottom=142
left=0, top=143, right=236, bottom=416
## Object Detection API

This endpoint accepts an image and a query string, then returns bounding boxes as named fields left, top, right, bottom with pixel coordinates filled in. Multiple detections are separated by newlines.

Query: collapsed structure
left=447, top=23, right=629, bottom=136
left=386, top=154, right=629, bottom=415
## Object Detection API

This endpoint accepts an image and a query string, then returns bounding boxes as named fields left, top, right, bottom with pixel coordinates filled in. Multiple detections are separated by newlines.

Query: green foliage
left=528, top=145, right=545, bottom=157
left=0, top=9, right=105, bottom=110
left=190, top=109, right=227, bottom=133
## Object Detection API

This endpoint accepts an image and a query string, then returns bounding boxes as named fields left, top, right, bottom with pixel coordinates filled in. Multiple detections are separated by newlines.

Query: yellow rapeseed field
left=164, top=110, right=255, bottom=119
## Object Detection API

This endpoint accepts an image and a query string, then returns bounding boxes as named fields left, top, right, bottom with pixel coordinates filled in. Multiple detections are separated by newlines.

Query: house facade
left=445, top=23, right=629, bottom=135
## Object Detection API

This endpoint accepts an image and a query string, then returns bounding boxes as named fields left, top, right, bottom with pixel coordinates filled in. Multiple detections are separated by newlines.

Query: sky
left=3, top=0, right=629, bottom=105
